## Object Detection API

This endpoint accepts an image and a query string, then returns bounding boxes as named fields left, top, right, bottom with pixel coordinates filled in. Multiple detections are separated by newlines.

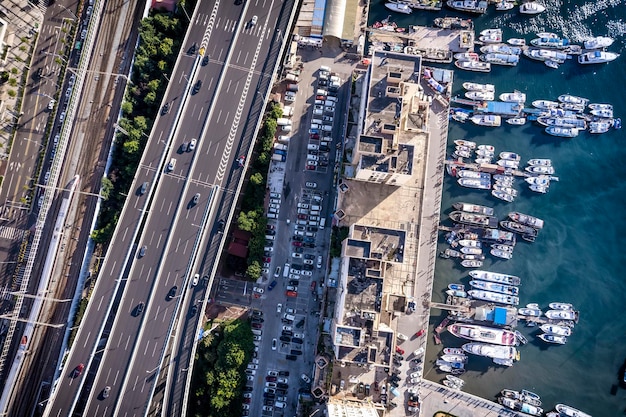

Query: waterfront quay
left=418, top=380, right=523, bottom=417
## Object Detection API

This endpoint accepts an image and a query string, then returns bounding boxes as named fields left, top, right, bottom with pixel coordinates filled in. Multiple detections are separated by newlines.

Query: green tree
left=100, top=177, right=114, bottom=200
left=121, top=101, right=133, bottom=115
left=237, top=210, right=258, bottom=232
left=158, top=38, right=174, bottom=57
left=246, top=261, right=262, bottom=280
left=249, top=172, right=263, bottom=185
left=133, top=115, right=148, bottom=132
left=123, top=139, right=140, bottom=156
left=144, top=91, right=156, bottom=105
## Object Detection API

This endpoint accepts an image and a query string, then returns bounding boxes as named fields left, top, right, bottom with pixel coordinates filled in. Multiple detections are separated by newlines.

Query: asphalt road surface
left=45, top=0, right=294, bottom=416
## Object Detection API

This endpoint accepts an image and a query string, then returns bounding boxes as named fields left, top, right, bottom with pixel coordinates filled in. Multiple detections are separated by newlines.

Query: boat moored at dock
left=583, top=36, right=614, bottom=49
left=449, top=211, right=498, bottom=228
left=499, top=397, right=544, bottom=416
left=452, top=202, right=494, bottom=215
left=448, top=323, right=517, bottom=346
left=555, top=404, right=592, bottom=417
left=470, top=279, right=519, bottom=295
left=538, top=333, right=567, bottom=344
left=540, top=324, right=572, bottom=336
left=508, top=212, right=544, bottom=229
left=462, top=342, right=518, bottom=364
left=468, top=289, right=520, bottom=305
left=578, top=50, right=620, bottom=64
left=469, top=270, right=521, bottom=285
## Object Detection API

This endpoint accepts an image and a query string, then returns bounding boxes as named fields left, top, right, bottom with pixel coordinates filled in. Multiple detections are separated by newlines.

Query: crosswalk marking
left=0, top=226, right=25, bottom=241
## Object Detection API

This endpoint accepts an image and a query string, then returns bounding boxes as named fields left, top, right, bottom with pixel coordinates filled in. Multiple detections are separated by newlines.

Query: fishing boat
left=555, top=404, right=592, bottom=417
left=532, top=99, right=559, bottom=109
left=538, top=333, right=567, bottom=344
left=479, top=33, right=503, bottom=44
left=448, top=323, right=517, bottom=346
left=508, top=212, right=544, bottom=229
left=491, top=190, right=515, bottom=202
left=446, top=0, right=488, bottom=13
left=451, top=109, right=472, bottom=123
left=480, top=44, right=522, bottom=55
left=480, top=28, right=502, bottom=36
left=461, top=253, right=485, bottom=261
left=499, top=397, right=543, bottom=416
left=455, top=60, right=491, bottom=72
left=519, top=1, right=545, bottom=14
left=442, top=248, right=461, bottom=258
left=589, top=120, right=613, bottom=134
left=545, top=126, right=579, bottom=138
left=497, top=159, right=519, bottom=169
left=492, top=184, right=518, bottom=197
left=462, top=82, right=495, bottom=92
left=470, top=270, right=521, bottom=285
left=558, top=102, right=585, bottom=113
left=468, top=289, right=519, bottom=305
left=545, top=60, right=559, bottom=69
left=436, top=359, right=465, bottom=369
left=475, top=157, right=492, bottom=164
left=529, top=184, right=549, bottom=193
left=445, top=375, right=465, bottom=388
left=457, top=178, right=491, bottom=189
left=518, top=307, right=542, bottom=317
left=523, top=48, right=568, bottom=62
left=454, top=139, right=477, bottom=149
left=448, top=283, right=465, bottom=291
left=469, top=279, right=518, bottom=295
left=536, top=32, right=558, bottom=38
left=545, top=309, right=578, bottom=321
left=506, top=117, right=526, bottom=125
left=452, top=202, right=494, bottom=215
left=527, top=158, right=552, bottom=166
left=481, top=53, right=520, bottom=66
left=384, top=2, right=412, bottom=14
left=492, top=243, right=514, bottom=252
left=525, top=175, right=553, bottom=186
left=449, top=211, right=498, bottom=227
left=443, top=347, right=465, bottom=355
left=476, top=149, right=495, bottom=158
left=457, top=170, right=491, bottom=180
left=490, top=248, right=512, bottom=259
left=446, top=289, right=468, bottom=298
left=583, top=36, right=614, bottom=49
left=454, top=52, right=480, bottom=61
left=500, top=91, right=526, bottom=103
left=456, top=240, right=480, bottom=250
left=578, top=50, right=620, bottom=64
left=525, top=165, right=555, bottom=175
left=508, top=38, right=526, bottom=46
left=454, top=147, right=472, bottom=158
left=443, top=379, right=464, bottom=389
left=438, top=364, right=466, bottom=375
left=590, top=107, right=613, bottom=118
left=465, top=90, right=495, bottom=101
left=463, top=343, right=517, bottom=362
left=540, top=324, right=572, bottom=336
left=499, top=151, right=521, bottom=161
left=434, top=17, right=474, bottom=30
left=558, top=94, right=588, bottom=106
left=548, top=302, right=573, bottom=310
left=441, top=354, right=469, bottom=363
left=515, top=330, right=528, bottom=345
left=495, top=0, right=514, bottom=10
left=538, top=116, right=587, bottom=129
left=461, top=246, right=483, bottom=255
left=461, top=259, right=483, bottom=268
left=531, top=37, right=570, bottom=49
left=500, top=220, right=538, bottom=237
left=588, top=102, right=613, bottom=111
left=477, top=144, right=495, bottom=152
left=470, top=115, right=501, bottom=126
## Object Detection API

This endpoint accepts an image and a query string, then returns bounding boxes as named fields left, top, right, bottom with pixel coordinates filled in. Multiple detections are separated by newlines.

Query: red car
left=266, top=224, right=275, bottom=230
left=292, top=241, right=303, bottom=247
left=310, top=133, right=319, bottom=139
left=415, top=329, right=426, bottom=338
left=252, top=323, right=263, bottom=329
left=263, top=257, right=271, bottom=262
left=306, top=165, right=316, bottom=170
left=285, top=290, right=298, bottom=298
left=266, top=376, right=277, bottom=382
left=297, top=214, right=308, bottom=220
left=243, top=398, right=251, bottom=404
left=316, top=95, right=326, bottom=100
left=73, top=363, right=85, bottom=378
left=395, top=346, right=405, bottom=355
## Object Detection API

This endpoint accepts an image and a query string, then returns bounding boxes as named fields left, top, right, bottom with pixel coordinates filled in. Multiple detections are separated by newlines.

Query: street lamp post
left=56, top=3, right=78, bottom=20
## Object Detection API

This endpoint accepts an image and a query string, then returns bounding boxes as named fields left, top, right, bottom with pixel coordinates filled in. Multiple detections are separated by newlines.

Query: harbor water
left=369, top=1, right=626, bottom=415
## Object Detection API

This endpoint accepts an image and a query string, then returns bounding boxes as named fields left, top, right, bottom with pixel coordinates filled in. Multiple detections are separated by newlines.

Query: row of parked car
left=306, top=66, right=340, bottom=172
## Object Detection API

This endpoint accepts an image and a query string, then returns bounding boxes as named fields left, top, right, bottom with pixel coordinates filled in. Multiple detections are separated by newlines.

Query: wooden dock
left=444, top=159, right=529, bottom=178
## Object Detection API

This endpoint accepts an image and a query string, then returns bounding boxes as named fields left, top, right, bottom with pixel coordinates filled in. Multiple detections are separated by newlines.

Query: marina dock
left=444, top=159, right=530, bottom=178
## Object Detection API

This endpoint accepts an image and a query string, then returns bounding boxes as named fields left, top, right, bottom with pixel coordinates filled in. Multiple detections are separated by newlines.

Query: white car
left=289, top=274, right=300, bottom=281
left=305, top=182, right=317, bottom=188
left=277, top=377, right=289, bottom=384
left=264, top=247, right=274, bottom=252
left=262, top=406, right=274, bottom=412
left=307, top=160, right=318, bottom=166
left=251, top=15, right=258, bottom=25
left=264, top=388, right=276, bottom=394
left=245, top=369, right=255, bottom=375
left=247, top=375, right=254, bottom=382
left=242, top=404, right=250, bottom=410
left=301, top=374, right=311, bottom=384
left=303, top=259, right=314, bottom=265
left=293, top=333, right=304, bottom=339
left=286, top=285, right=297, bottom=292
left=265, top=382, right=277, bottom=388
left=167, top=158, right=177, bottom=172
left=243, top=393, right=252, bottom=399
left=286, top=308, right=297, bottom=314
left=317, top=255, right=323, bottom=269
left=285, top=95, right=295, bottom=102
left=276, top=303, right=282, bottom=313
left=282, top=325, right=293, bottom=332
left=297, top=203, right=309, bottom=209
left=413, top=347, right=425, bottom=357
left=269, top=203, right=280, bottom=209
left=314, top=105, right=324, bottom=111
left=397, top=333, right=408, bottom=341
left=253, top=287, right=264, bottom=294
left=267, top=370, right=279, bottom=377
left=409, top=371, right=421, bottom=379
left=253, top=336, right=261, bottom=342
left=189, top=138, right=197, bottom=151
left=272, top=339, right=277, bottom=350
left=323, top=116, right=333, bottom=122
left=307, top=154, right=319, bottom=161
left=301, top=270, right=313, bottom=276
left=408, top=377, right=419, bottom=384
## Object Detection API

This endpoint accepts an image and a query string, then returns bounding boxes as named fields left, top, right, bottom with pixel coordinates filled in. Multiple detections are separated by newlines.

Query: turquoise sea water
left=369, top=2, right=626, bottom=415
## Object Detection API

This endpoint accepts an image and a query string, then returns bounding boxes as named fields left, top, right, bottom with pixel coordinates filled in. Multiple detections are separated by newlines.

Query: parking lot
left=211, top=53, right=354, bottom=416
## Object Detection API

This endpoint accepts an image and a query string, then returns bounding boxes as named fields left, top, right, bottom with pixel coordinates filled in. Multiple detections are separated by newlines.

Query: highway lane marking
left=152, top=342, right=158, bottom=357
left=124, top=334, right=131, bottom=351
left=143, top=340, right=150, bottom=356
left=122, top=226, right=129, bottom=242
left=97, top=295, right=105, bottom=311
left=199, top=0, right=220, bottom=56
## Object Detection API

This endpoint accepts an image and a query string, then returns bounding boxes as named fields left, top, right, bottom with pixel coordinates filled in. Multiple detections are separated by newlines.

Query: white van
left=311, top=205, right=321, bottom=211
left=316, top=89, right=328, bottom=96
left=267, top=213, right=278, bottom=219
left=266, top=235, right=276, bottom=240
left=310, top=123, right=321, bottom=130
left=319, top=218, right=326, bottom=229
left=326, top=96, right=338, bottom=103
left=274, top=402, right=286, bottom=409
left=311, top=119, right=323, bottom=125
left=310, top=210, right=320, bottom=216
left=307, top=144, right=319, bottom=150
left=284, top=314, right=296, bottom=322
left=322, top=125, right=332, bottom=132
left=282, top=125, right=292, bottom=132
left=319, top=65, right=331, bottom=73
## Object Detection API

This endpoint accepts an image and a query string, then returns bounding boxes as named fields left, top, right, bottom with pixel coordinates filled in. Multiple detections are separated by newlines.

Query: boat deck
left=368, top=25, right=475, bottom=55
left=444, top=159, right=529, bottom=178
